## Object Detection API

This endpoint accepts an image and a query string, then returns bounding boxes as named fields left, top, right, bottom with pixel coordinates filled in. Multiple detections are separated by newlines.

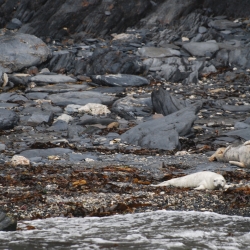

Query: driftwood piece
left=209, top=140, right=250, bottom=168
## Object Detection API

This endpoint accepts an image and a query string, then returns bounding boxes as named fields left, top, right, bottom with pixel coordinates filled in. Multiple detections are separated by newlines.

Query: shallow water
left=0, top=210, right=250, bottom=250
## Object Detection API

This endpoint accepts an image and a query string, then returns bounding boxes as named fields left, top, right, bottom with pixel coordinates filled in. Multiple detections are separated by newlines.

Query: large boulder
left=0, top=33, right=51, bottom=76
left=0, top=209, right=17, bottom=231
left=120, top=102, right=202, bottom=150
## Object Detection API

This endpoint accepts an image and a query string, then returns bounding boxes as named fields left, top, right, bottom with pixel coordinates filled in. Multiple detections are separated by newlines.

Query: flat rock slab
left=20, top=148, right=73, bottom=159
left=48, top=91, right=116, bottom=106
left=27, top=111, right=53, bottom=126
left=0, top=109, right=19, bottom=130
left=120, top=103, right=201, bottom=150
left=30, top=74, right=76, bottom=84
left=138, top=47, right=180, bottom=58
left=91, top=74, right=149, bottom=87
left=0, top=33, right=51, bottom=74
left=182, top=42, right=219, bottom=57
left=222, top=105, right=250, bottom=112
left=209, top=20, right=242, bottom=30
left=27, top=83, right=90, bottom=94
left=224, top=128, right=250, bottom=141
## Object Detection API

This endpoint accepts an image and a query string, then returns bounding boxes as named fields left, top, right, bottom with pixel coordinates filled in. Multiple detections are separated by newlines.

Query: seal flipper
left=229, top=161, right=246, bottom=168
left=194, top=184, right=206, bottom=190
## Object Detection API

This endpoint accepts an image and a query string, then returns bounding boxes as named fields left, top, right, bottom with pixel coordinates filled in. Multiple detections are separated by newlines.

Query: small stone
left=107, top=122, right=119, bottom=129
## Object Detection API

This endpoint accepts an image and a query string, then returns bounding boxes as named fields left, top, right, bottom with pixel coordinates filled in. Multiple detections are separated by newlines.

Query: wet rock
left=182, top=42, right=219, bottom=57
left=151, top=87, right=191, bottom=116
left=91, top=74, right=149, bottom=87
left=30, top=74, right=76, bottom=84
left=0, top=33, right=51, bottom=76
left=0, top=210, right=17, bottom=231
left=0, top=109, right=19, bottom=130
left=120, top=103, right=201, bottom=150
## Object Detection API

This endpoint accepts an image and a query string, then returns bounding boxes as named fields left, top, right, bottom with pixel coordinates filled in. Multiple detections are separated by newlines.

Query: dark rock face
left=0, top=0, right=156, bottom=40
left=0, top=1, right=250, bottom=40
left=203, top=0, right=250, bottom=17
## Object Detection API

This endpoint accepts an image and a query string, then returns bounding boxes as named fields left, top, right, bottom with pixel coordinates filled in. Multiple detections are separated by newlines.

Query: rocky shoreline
left=0, top=0, right=250, bottom=230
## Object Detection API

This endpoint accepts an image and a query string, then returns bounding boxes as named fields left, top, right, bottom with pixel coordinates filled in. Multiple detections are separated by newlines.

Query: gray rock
left=30, top=74, right=76, bottom=84
left=209, top=19, right=242, bottom=30
left=25, top=92, right=48, bottom=100
left=0, top=109, right=19, bottom=130
left=138, top=47, right=180, bottom=58
left=6, top=18, right=22, bottom=30
left=121, top=103, right=201, bottom=150
left=20, top=148, right=73, bottom=159
left=225, top=128, right=250, bottom=141
left=28, top=83, right=90, bottom=94
left=234, top=122, right=250, bottom=130
left=0, top=143, right=6, bottom=152
left=222, top=105, right=250, bottom=112
left=27, top=112, right=53, bottom=126
left=48, top=120, right=68, bottom=131
left=182, top=42, right=219, bottom=57
left=199, top=26, right=207, bottom=34
left=0, top=210, right=17, bottom=231
left=229, top=48, right=250, bottom=69
left=91, top=74, right=149, bottom=87
left=112, top=96, right=152, bottom=120
left=0, top=33, right=51, bottom=74
left=151, top=87, right=191, bottom=116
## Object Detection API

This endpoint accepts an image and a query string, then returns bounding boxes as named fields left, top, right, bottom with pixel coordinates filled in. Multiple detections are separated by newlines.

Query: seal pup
left=209, top=140, right=250, bottom=168
left=151, top=171, right=226, bottom=190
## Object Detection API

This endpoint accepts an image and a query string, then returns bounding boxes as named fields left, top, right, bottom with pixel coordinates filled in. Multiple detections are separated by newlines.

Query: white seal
left=151, top=171, right=226, bottom=190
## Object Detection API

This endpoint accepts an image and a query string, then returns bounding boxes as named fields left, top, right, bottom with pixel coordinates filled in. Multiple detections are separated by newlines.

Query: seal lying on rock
left=151, top=171, right=226, bottom=190
left=209, top=140, right=250, bottom=168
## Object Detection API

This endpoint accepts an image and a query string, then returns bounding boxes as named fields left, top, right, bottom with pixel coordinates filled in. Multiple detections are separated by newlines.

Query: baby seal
left=209, top=140, right=250, bottom=168
left=151, top=171, right=226, bottom=190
